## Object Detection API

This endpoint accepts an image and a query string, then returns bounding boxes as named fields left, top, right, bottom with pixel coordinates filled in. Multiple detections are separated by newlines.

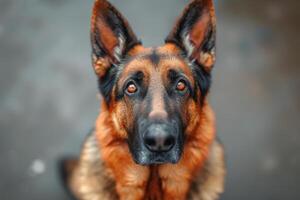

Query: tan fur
left=67, top=103, right=225, bottom=200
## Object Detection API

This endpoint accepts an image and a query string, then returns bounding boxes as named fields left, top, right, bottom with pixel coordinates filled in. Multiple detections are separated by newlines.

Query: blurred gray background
left=1, top=0, right=300, bottom=199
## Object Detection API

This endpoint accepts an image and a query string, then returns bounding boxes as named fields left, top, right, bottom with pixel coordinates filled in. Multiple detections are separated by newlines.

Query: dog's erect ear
left=165, top=0, right=216, bottom=72
left=91, top=0, right=140, bottom=77
left=91, top=0, right=141, bottom=102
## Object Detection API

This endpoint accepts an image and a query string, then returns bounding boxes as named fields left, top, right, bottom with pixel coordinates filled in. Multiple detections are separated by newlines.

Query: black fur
left=97, top=65, right=118, bottom=103
left=147, top=50, right=161, bottom=66
left=58, top=157, right=77, bottom=200
left=192, top=62, right=212, bottom=102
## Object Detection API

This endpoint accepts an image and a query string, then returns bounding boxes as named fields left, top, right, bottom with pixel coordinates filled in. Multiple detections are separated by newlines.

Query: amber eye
left=176, top=80, right=186, bottom=91
left=126, top=82, right=137, bottom=94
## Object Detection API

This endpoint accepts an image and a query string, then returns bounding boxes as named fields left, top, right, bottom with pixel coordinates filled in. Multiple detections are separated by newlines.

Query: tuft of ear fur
left=91, top=0, right=141, bottom=102
left=165, top=0, right=216, bottom=72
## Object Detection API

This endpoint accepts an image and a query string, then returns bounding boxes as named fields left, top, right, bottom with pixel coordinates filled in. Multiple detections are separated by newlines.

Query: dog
left=64, top=0, right=225, bottom=199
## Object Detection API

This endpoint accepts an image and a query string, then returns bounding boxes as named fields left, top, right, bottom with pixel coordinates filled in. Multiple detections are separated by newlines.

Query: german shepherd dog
left=65, top=0, right=225, bottom=199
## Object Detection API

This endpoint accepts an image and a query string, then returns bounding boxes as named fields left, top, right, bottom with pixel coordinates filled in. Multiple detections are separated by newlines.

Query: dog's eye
left=126, top=82, right=137, bottom=94
left=176, top=80, right=187, bottom=92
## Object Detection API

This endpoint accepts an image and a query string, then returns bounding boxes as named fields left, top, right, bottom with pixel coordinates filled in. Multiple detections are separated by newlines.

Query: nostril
left=145, top=137, right=156, bottom=147
left=164, top=136, right=175, bottom=147
left=144, top=132, right=175, bottom=152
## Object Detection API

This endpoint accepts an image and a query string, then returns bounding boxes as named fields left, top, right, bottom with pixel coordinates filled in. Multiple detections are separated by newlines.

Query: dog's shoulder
left=188, top=140, right=226, bottom=200
left=66, top=131, right=118, bottom=200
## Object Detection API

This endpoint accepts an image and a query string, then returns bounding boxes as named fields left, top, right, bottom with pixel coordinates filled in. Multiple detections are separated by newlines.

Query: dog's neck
left=95, top=101, right=216, bottom=200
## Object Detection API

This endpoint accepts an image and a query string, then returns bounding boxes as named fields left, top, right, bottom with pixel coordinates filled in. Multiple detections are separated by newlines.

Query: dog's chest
left=144, top=167, right=164, bottom=200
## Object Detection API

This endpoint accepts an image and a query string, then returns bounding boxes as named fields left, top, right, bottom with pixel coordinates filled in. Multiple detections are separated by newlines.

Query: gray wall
left=0, top=0, right=300, bottom=199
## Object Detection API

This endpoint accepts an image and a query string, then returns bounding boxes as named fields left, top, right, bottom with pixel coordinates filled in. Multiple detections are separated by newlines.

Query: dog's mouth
left=148, top=154, right=180, bottom=165
left=130, top=146, right=183, bottom=165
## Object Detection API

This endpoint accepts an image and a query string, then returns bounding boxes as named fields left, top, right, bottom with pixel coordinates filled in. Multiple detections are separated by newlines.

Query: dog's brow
left=123, top=52, right=179, bottom=68
left=146, top=50, right=160, bottom=65
left=127, top=71, right=144, bottom=81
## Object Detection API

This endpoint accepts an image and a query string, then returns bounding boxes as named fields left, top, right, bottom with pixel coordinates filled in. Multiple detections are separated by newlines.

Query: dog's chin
left=132, top=150, right=182, bottom=165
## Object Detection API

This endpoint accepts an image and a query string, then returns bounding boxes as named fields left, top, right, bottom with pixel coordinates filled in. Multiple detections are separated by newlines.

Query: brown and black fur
left=64, top=0, right=226, bottom=199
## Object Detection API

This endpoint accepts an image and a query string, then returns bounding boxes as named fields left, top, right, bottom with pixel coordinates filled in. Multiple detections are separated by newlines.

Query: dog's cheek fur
left=109, top=99, right=134, bottom=139
left=170, top=77, right=202, bottom=137
left=184, top=98, right=201, bottom=136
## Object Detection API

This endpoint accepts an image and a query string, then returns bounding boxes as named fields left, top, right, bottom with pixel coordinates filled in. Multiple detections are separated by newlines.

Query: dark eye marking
left=124, top=71, right=144, bottom=86
left=134, top=71, right=144, bottom=81
left=168, top=69, right=179, bottom=82
left=147, top=50, right=161, bottom=66
left=121, top=71, right=145, bottom=98
left=167, top=69, right=192, bottom=96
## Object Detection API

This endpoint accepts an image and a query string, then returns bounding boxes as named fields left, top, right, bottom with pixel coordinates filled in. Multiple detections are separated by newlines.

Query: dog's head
left=91, top=0, right=216, bottom=165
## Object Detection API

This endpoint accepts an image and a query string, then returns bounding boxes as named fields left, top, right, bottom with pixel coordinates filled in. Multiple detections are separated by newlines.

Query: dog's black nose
left=144, top=124, right=175, bottom=152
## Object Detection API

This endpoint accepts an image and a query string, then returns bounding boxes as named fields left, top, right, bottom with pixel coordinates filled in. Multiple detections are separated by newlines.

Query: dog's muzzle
left=129, top=120, right=183, bottom=165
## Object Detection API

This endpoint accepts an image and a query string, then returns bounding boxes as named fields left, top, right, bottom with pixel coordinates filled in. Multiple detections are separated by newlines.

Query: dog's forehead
left=123, top=44, right=191, bottom=76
